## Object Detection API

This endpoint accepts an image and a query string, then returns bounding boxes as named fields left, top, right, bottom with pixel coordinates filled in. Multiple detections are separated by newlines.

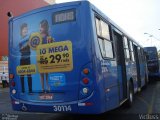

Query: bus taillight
left=82, top=87, right=89, bottom=94
left=11, top=81, right=16, bottom=87
left=82, top=78, right=89, bottom=84
left=83, top=68, right=89, bottom=75
left=9, top=74, right=14, bottom=79
left=79, top=65, right=93, bottom=99
left=12, top=89, right=16, bottom=94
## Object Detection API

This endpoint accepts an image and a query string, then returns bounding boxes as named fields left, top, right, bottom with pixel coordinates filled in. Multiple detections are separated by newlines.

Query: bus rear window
left=53, top=9, right=76, bottom=24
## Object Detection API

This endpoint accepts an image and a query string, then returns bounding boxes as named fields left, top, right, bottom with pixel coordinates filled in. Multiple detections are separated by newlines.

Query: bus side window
left=98, top=38, right=106, bottom=57
left=129, top=41, right=135, bottom=62
left=123, top=36, right=130, bottom=60
left=104, top=40, right=113, bottom=58
left=100, top=20, right=110, bottom=40
left=95, top=17, right=114, bottom=59
left=138, top=47, right=142, bottom=63
left=95, top=18, right=101, bottom=36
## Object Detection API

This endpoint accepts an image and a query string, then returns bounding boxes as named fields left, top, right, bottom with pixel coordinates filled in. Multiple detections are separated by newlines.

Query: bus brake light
left=82, top=78, right=89, bottom=84
left=11, top=81, right=16, bottom=87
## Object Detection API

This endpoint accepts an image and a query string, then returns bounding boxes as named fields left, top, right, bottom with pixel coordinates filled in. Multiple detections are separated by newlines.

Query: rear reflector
left=15, top=101, right=20, bottom=104
left=78, top=102, right=93, bottom=106
left=12, top=100, right=20, bottom=104
left=85, top=102, right=93, bottom=106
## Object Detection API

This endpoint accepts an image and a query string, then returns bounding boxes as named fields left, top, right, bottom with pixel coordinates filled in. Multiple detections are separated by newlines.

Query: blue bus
left=144, top=47, right=159, bottom=78
left=8, top=1, right=148, bottom=114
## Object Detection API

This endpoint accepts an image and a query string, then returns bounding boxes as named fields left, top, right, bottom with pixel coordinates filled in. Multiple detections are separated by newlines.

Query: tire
left=126, top=82, right=134, bottom=108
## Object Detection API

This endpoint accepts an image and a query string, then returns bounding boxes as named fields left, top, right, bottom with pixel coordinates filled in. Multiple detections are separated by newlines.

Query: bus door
left=113, top=29, right=127, bottom=102
left=133, top=45, right=141, bottom=90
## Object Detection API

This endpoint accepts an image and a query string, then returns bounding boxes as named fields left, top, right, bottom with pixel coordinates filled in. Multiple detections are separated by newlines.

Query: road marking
left=136, top=83, right=158, bottom=114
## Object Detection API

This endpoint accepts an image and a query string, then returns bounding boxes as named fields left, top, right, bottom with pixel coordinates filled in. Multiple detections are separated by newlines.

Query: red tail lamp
left=11, top=81, right=16, bottom=87
left=82, top=78, right=89, bottom=84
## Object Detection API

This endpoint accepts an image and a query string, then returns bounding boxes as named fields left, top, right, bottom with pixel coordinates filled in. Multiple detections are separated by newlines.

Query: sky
left=56, top=0, right=160, bottom=50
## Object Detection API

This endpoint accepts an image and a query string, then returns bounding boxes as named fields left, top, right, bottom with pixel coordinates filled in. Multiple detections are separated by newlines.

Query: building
left=0, top=0, right=56, bottom=57
left=0, top=0, right=55, bottom=85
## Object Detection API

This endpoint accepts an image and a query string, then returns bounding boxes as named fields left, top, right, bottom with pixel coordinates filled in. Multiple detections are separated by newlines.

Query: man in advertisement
left=19, top=23, right=32, bottom=93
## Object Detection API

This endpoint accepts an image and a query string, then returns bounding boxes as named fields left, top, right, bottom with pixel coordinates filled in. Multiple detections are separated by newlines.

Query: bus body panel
left=9, top=1, right=107, bottom=114
left=91, top=8, right=120, bottom=111
left=9, top=1, right=148, bottom=114
left=9, top=1, right=99, bottom=114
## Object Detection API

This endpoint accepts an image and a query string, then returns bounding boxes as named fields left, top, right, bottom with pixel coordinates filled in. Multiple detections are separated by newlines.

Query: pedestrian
left=1, top=72, right=7, bottom=88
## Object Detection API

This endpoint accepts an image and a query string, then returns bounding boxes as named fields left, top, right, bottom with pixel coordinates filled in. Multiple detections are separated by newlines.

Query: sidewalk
left=0, top=87, right=9, bottom=93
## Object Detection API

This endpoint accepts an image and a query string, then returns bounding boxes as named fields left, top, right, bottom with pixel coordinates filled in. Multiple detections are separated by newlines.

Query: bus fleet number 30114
left=53, top=105, right=72, bottom=112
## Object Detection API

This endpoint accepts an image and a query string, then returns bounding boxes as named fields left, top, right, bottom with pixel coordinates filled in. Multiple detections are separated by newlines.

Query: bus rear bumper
left=11, top=91, right=103, bottom=114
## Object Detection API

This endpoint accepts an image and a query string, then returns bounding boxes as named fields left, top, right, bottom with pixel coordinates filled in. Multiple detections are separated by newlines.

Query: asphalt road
left=0, top=80, right=160, bottom=120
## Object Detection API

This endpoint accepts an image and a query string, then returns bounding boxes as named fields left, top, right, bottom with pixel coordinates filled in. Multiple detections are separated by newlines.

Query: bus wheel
left=126, top=82, right=134, bottom=107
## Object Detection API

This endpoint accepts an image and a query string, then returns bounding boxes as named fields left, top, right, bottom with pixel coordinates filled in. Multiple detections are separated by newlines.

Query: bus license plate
left=39, top=94, right=53, bottom=100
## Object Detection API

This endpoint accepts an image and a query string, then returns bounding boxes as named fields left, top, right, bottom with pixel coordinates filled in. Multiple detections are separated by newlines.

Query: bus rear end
left=144, top=47, right=159, bottom=78
left=9, top=1, right=99, bottom=114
